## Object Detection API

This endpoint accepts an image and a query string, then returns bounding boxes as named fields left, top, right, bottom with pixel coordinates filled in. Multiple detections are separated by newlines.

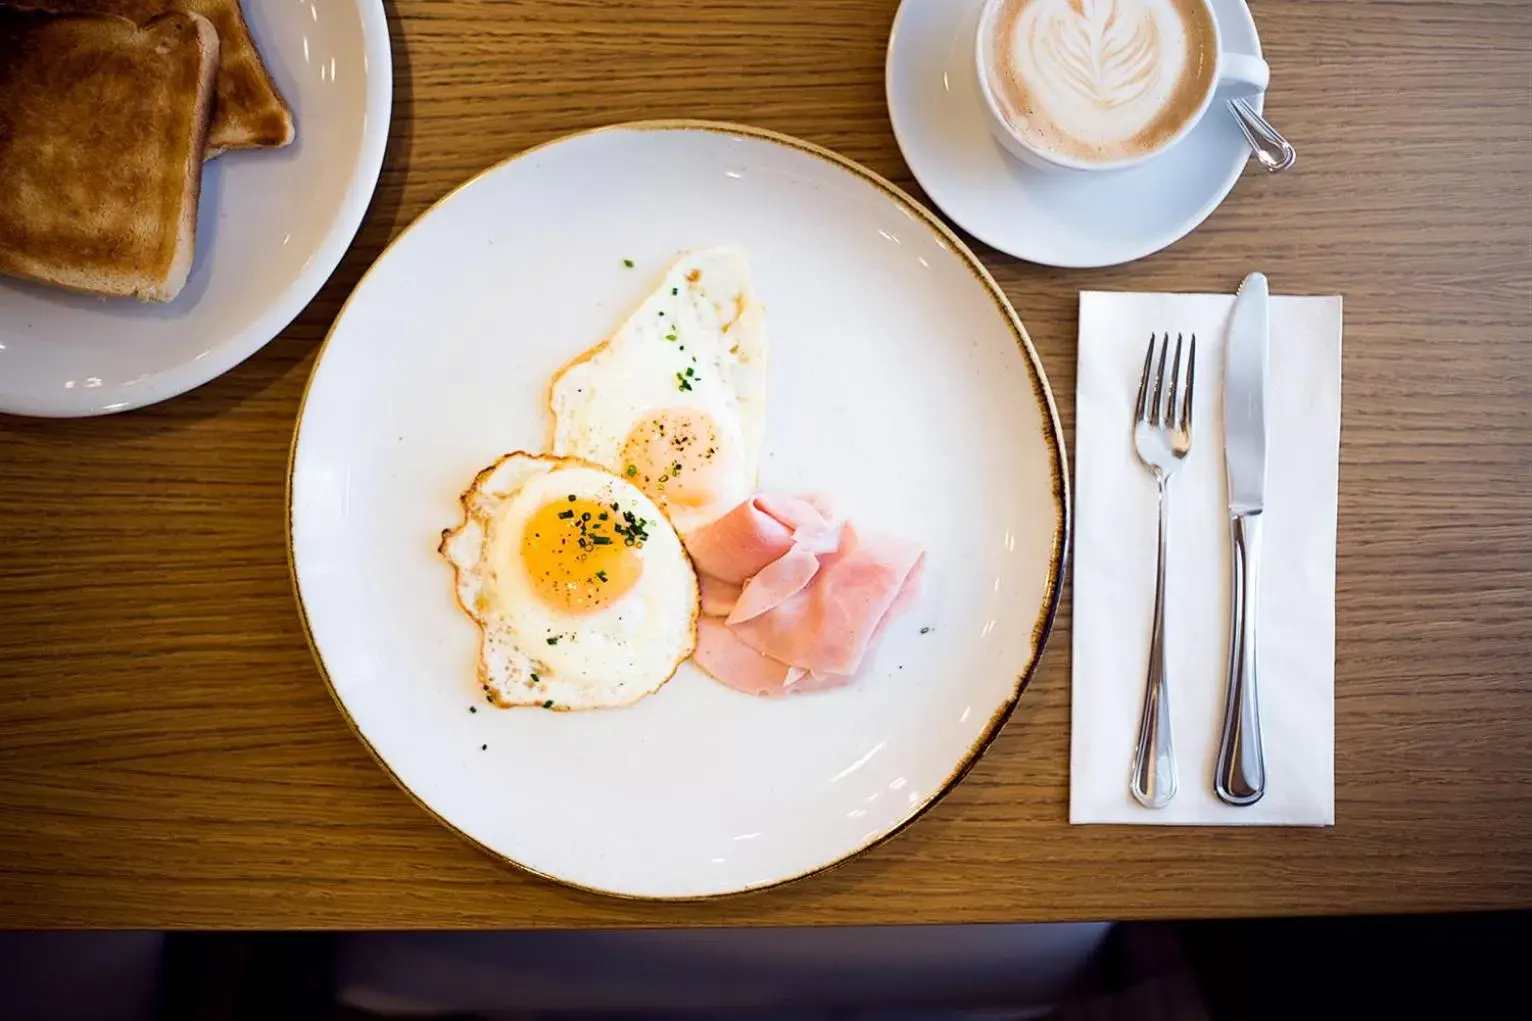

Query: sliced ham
left=698, top=574, right=743, bottom=617
left=693, top=617, right=857, bottom=697
left=728, top=524, right=924, bottom=676
left=756, top=493, right=842, bottom=554
left=685, top=493, right=840, bottom=583
left=686, top=494, right=925, bottom=697
left=885, top=549, right=925, bottom=623
left=693, top=617, right=797, bottom=696
left=725, top=544, right=820, bottom=624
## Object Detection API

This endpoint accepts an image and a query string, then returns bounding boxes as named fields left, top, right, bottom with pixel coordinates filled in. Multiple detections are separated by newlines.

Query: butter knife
left=1216, top=273, right=1269, bottom=805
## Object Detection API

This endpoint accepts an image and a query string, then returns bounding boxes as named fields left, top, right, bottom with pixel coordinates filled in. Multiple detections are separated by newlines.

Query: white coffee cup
left=975, top=0, right=1269, bottom=173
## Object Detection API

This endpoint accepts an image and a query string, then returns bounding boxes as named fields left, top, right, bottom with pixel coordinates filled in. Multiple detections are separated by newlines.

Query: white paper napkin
left=1071, top=290, right=1342, bottom=825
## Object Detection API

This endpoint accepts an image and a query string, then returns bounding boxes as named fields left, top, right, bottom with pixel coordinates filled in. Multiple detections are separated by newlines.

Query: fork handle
left=1216, top=513, right=1266, bottom=805
left=1130, top=476, right=1178, bottom=809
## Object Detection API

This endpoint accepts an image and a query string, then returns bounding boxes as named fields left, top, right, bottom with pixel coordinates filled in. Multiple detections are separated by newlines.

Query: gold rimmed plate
left=288, top=121, right=1067, bottom=899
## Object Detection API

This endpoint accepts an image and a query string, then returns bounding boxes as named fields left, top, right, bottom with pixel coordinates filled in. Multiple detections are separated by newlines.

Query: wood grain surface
left=2, top=0, right=1530, bottom=929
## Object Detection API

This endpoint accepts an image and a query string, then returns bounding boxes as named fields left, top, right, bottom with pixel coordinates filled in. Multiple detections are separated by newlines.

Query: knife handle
left=1216, top=512, right=1266, bottom=805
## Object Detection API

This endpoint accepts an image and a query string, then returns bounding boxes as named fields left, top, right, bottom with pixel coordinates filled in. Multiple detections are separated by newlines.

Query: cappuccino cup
left=975, top=0, right=1269, bottom=173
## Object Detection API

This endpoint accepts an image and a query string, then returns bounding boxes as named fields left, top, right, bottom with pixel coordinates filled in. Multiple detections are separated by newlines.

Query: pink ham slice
left=728, top=524, right=924, bottom=677
left=698, top=574, right=743, bottom=617
left=686, top=493, right=925, bottom=696
left=725, top=545, right=820, bottom=624
left=685, top=493, right=840, bottom=584
left=885, top=549, right=925, bottom=622
left=693, top=618, right=858, bottom=698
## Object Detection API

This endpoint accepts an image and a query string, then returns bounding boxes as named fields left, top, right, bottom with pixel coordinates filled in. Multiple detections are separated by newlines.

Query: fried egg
left=549, top=247, right=768, bottom=535
left=438, top=453, right=699, bottom=710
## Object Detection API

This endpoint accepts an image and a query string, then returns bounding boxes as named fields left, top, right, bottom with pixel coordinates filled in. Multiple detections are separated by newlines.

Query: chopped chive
left=591, top=535, right=612, bottom=545
left=623, top=258, right=634, bottom=268
left=671, top=287, right=678, bottom=295
left=684, top=366, right=695, bottom=377
left=665, top=333, right=677, bottom=342
left=481, top=743, right=487, bottom=750
left=625, top=464, right=637, bottom=477
left=595, top=570, right=608, bottom=582
left=599, top=512, right=609, bottom=520
left=558, top=509, right=574, bottom=519
left=567, top=494, right=576, bottom=502
left=547, top=636, right=559, bottom=646
left=542, top=700, right=554, bottom=708
left=468, top=706, right=477, bottom=713
left=530, top=672, right=540, bottom=683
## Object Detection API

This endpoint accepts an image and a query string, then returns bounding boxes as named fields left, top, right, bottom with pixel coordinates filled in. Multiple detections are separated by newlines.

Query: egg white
left=439, top=453, right=698, bottom=710
left=549, top=247, right=768, bottom=534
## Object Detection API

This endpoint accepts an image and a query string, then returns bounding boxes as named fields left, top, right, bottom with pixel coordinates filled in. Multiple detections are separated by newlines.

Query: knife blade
left=1216, top=272, right=1269, bottom=806
left=1224, top=273, right=1269, bottom=513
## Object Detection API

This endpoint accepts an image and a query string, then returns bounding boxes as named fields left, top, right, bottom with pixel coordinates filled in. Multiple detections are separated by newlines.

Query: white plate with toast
left=289, top=122, right=1069, bottom=898
left=0, top=0, right=390, bottom=417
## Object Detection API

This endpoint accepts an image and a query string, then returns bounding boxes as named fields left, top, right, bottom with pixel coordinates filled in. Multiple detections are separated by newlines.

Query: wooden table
left=2, top=0, right=1529, bottom=929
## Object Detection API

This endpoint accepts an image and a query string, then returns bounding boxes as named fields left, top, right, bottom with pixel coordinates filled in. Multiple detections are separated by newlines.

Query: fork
left=1129, top=332, right=1196, bottom=809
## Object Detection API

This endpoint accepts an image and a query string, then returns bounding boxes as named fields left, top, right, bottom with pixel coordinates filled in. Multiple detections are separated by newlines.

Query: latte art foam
left=985, top=0, right=1217, bottom=163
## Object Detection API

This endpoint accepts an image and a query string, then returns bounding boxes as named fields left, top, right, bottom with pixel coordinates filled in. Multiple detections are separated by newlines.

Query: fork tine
left=1135, top=334, right=1156, bottom=424
left=1180, top=334, right=1196, bottom=432
left=1150, top=331, right=1169, bottom=426
left=1166, top=332, right=1184, bottom=432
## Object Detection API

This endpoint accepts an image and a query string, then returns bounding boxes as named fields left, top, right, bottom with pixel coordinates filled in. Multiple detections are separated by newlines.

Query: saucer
left=886, top=0, right=1266, bottom=268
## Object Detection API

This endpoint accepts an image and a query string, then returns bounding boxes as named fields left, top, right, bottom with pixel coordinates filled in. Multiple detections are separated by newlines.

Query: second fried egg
left=549, top=247, right=768, bottom=535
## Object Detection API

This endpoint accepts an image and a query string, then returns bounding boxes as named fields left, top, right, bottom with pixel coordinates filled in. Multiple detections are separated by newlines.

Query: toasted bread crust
left=0, top=8, right=219, bottom=300
left=11, top=0, right=293, bottom=156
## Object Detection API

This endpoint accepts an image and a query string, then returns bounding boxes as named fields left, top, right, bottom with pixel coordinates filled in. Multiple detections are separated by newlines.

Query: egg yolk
left=619, top=408, right=728, bottom=512
left=520, top=496, right=644, bottom=614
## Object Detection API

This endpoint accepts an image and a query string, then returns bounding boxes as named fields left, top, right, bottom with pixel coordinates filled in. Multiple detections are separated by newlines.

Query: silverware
left=1216, top=273, right=1271, bottom=806
left=1129, top=331, right=1196, bottom=809
left=1228, top=98, right=1296, bottom=173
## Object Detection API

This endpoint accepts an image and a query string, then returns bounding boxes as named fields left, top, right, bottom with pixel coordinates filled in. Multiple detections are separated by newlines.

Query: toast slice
left=0, top=8, right=219, bottom=301
left=11, top=0, right=294, bottom=156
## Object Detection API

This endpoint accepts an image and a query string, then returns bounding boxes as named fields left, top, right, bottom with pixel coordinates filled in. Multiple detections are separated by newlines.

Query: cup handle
left=1218, top=52, right=1270, bottom=98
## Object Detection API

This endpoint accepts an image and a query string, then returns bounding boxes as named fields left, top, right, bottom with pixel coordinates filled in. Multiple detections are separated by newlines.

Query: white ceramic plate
left=0, top=0, right=391, bottom=417
left=289, top=122, right=1068, bottom=899
left=886, top=0, right=1264, bottom=268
